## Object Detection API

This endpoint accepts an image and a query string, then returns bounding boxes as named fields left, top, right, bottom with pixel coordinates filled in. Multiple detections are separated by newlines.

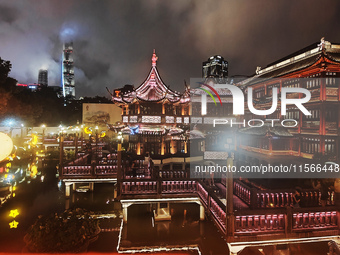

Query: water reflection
left=119, top=203, right=228, bottom=254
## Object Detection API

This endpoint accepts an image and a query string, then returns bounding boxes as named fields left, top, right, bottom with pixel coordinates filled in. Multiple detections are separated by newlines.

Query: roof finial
left=152, top=49, right=158, bottom=67
left=318, top=37, right=325, bottom=50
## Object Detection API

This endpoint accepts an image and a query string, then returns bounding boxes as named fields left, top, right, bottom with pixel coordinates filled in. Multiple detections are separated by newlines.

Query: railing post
left=75, top=132, right=78, bottom=160
left=157, top=180, right=162, bottom=195
left=59, top=133, right=64, bottom=177
left=117, top=142, right=122, bottom=198
left=226, top=157, right=234, bottom=242
left=250, top=188, right=258, bottom=209
left=286, top=206, right=292, bottom=236
left=91, top=164, right=95, bottom=177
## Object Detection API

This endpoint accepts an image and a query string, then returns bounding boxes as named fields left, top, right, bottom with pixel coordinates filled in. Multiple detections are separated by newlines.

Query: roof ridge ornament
left=318, top=37, right=325, bottom=50
left=152, top=49, right=158, bottom=67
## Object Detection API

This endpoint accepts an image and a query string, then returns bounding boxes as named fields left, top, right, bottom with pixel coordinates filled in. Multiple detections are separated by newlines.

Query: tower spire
left=152, top=49, right=158, bottom=67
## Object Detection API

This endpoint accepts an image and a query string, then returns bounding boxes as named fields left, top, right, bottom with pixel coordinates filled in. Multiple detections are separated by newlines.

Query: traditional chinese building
left=111, top=50, right=190, bottom=161
left=237, top=38, right=340, bottom=164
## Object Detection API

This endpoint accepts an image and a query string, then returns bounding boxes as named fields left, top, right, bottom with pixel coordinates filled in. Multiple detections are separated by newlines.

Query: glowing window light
left=176, top=117, right=182, bottom=123
left=184, top=117, right=190, bottom=124
left=122, top=116, right=128, bottom=123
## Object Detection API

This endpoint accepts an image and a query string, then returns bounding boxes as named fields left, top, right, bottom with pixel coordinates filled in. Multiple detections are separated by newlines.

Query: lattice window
left=130, top=116, right=137, bottom=123
left=166, top=116, right=175, bottom=123
left=142, top=116, right=161, bottom=123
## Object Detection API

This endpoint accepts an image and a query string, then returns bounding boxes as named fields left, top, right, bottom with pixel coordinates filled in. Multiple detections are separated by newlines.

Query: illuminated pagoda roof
left=112, top=50, right=189, bottom=104
left=239, top=38, right=340, bottom=87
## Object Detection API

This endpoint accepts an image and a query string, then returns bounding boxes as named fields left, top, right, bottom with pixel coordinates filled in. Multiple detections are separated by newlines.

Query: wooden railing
left=234, top=207, right=339, bottom=239
left=62, top=164, right=118, bottom=178
left=234, top=179, right=335, bottom=209
left=122, top=181, right=158, bottom=194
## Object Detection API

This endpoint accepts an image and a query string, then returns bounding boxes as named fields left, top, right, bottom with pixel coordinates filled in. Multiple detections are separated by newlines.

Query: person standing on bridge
left=293, top=188, right=301, bottom=208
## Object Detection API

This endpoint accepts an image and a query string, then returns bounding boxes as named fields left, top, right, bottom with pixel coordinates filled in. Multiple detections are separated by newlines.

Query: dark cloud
left=0, top=4, right=19, bottom=24
left=0, top=0, right=340, bottom=97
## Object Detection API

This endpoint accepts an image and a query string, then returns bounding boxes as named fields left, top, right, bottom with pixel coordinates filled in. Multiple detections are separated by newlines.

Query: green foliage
left=0, top=57, right=12, bottom=86
left=24, top=208, right=101, bottom=253
left=65, top=150, right=75, bottom=160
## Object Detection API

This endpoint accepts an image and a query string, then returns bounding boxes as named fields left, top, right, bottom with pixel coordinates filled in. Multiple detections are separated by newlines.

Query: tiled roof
left=238, top=124, right=293, bottom=137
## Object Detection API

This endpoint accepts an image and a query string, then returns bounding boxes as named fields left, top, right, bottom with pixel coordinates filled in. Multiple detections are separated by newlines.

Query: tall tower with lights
left=38, top=69, right=48, bottom=87
left=62, top=42, right=75, bottom=100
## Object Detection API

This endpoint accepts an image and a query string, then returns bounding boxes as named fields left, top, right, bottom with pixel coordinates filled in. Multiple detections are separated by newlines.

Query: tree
left=24, top=208, right=100, bottom=253
left=0, top=57, right=11, bottom=86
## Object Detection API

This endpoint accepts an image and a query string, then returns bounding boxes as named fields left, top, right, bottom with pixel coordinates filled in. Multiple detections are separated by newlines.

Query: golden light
left=30, top=165, right=38, bottom=177
left=84, top=127, right=92, bottom=135
left=9, top=220, right=19, bottom=228
left=9, top=209, right=19, bottom=218
left=100, top=131, right=106, bottom=138
left=30, top=134, right=38, bottom=146
left=0, top=132, right=13, bottom=162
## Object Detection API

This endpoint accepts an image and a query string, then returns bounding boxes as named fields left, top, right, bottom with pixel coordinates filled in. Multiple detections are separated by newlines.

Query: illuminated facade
left=111, top=50, right=190, bottom=158
left=238, top=38, right=340, bottom=163
left=62, top=42, right=75, bottom=99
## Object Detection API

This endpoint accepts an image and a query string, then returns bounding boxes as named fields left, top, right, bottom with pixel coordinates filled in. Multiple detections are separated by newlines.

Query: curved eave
left=135, top=66, right=182, bottom=101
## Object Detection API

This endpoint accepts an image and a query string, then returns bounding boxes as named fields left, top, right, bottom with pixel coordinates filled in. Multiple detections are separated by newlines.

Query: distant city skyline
left=1, top=0, right=340, bottom=97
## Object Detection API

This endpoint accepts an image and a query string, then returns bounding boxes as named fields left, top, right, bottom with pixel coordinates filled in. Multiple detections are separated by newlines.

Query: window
left=304, top=109, right=319, bottom=120
left=267, top=83, right=280, bottom=96
left=302, top=138, right=320, bottom=154
left=286, top=110, right=300, bottom=120
left=325, top=139, right=335, bottom=154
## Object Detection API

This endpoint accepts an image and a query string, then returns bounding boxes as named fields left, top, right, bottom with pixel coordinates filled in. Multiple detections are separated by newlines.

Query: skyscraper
left=62, top=42, right=75, bottom=100
left=202, top=55, right=228, bottom=82
left=38, top=69, right=48, bottom=87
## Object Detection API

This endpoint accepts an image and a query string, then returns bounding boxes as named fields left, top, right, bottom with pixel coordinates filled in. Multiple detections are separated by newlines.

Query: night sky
left=1, top=0, right=340, bottom=97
